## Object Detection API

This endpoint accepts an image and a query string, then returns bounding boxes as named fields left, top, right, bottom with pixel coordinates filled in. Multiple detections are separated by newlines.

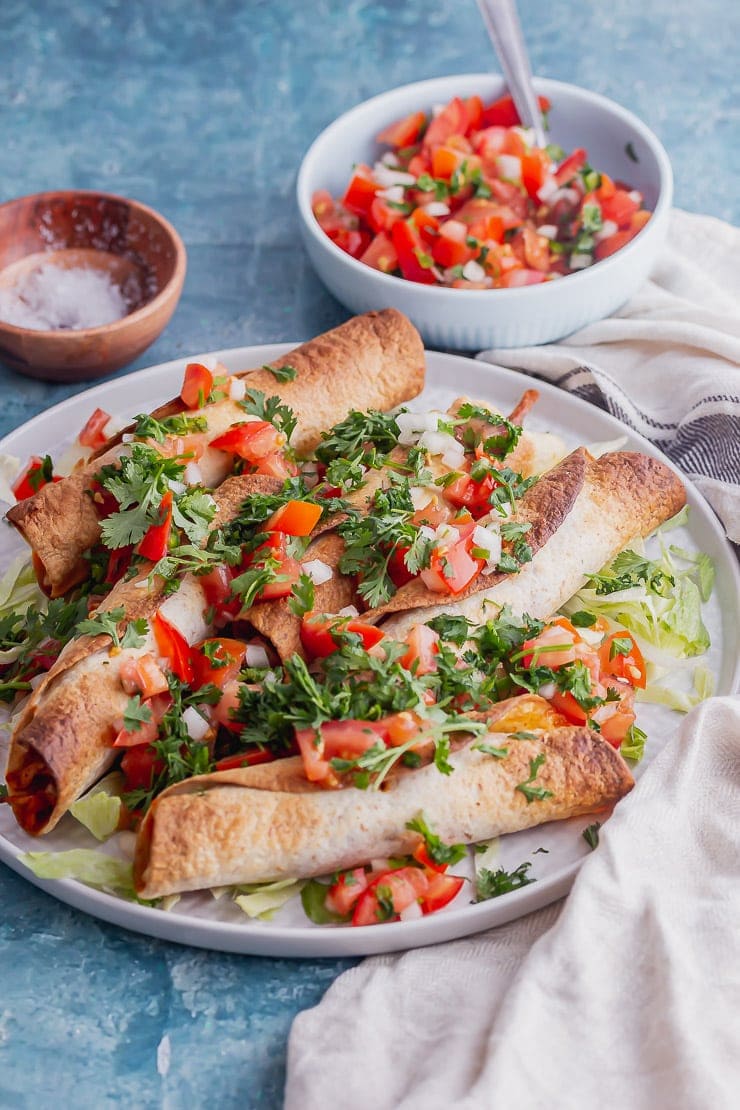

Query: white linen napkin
left=285, top=212, right=740, bottom=1109
left=477, top=209, right=740, bottom=542
left=285, top=697, right=740, bottom=1110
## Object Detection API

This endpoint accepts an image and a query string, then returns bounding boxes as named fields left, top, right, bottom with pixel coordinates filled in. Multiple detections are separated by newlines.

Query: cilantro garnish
left=239, top=387, right=297, bottom=442
left=570, top=610, right=597, bottom=627
left=475, top=861, right=534, bottom=901
left=582, top=821, right=601, bottom=850
left=455, top=402, right=522, bottom=459
left=315, top=409, right=401, bottom=467
left=75, top=608, right=148, bottom=650
left=263, top=363, right=298, bottom=383
left=122, top=695, right=152, bottom=732
left=405, top=813, right=466, bottom=867
left=288, top=573, right=315, bottom=618
left=515, top=753, right=553, bottom=803
left=28, top=455, right=54, bottom=492
left=132, top=412, right=208, bottom=443
left=472, top=741, right=509, bottom=759
left=586, top=549, right=674, bottom=596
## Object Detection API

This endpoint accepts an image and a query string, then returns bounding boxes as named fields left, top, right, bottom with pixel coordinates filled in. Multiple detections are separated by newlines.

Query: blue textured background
left=0, top=2, right=737, bottom=1105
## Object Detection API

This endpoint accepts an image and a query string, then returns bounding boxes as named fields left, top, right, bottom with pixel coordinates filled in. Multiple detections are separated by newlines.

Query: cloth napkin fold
left=286, top=697, right=740, bottom=1110
left=477, top=209, right=740, bottom=542
left=285, top=211, right=740, bottom=1109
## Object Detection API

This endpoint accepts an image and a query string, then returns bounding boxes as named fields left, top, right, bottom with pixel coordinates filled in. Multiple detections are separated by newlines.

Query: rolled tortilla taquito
left=7, top=309, right=425, bottom=597
left=369, top=449, right=686, bottom=638
left=133, top=708, right=633, bottom=899
left=4, top=474, right=282, bottom=836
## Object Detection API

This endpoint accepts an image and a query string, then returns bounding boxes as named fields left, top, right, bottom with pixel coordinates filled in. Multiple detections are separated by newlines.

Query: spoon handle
left=475, top=0, right=546, bottom=147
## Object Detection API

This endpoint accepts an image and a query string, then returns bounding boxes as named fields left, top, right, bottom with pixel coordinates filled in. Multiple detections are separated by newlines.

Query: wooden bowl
left=0, top=190, right=187, bottom=382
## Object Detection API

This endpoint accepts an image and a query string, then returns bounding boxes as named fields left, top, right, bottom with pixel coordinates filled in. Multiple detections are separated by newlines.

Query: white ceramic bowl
left=297, top=74, right=673, bottom=349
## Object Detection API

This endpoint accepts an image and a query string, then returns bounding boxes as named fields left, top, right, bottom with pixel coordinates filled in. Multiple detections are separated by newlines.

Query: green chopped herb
left=263, top=363, right=298, bottom=383
left=516, top=753, right=553, bottom=803
left=582, top=821, right=601, bottom=850
left=475, top=861, right=534, bottom=901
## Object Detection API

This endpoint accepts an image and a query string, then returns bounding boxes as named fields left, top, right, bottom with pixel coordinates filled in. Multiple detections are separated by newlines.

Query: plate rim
left=1, top=342, right=738, bottom=957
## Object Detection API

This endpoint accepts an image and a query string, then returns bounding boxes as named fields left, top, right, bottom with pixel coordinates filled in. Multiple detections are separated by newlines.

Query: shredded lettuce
left=564, top=545, right=712, bottom=661
left=637, top=664, right=716, bottom=713
left=69, top=774, right=124, bottom=841
left=657, top=505, right=689, bottom=533
left=0, top=453, right=20, bottom=506
left=0, top=556, right=44, bottom=622
left=234, top=878, right=305, bottom=920
left=22, top=849, right=135, bottom=895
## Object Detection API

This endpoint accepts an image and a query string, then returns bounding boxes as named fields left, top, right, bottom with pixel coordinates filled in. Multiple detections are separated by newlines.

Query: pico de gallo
left=313, top=92, right=651, bottom=288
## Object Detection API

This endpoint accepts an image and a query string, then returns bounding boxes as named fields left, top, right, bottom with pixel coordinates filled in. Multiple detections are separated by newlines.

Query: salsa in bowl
left=296, top=75, right=672, bottom=348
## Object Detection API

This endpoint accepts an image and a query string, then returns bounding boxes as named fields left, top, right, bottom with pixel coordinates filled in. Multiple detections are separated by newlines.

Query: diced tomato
left=594, top=230, right=635, bottom=261
left=421, top=539, right=483, bottom=595
left=113, top=691, right=171, bottom=748
left=77, top=407, right=111, bottom=450
left=120, top=743, right=164, bottom=791
left=360, top=231, right=399, bottom=273
left=376, top=110, right=427, bottom=148
left=137, top=489, right=174, bottom=562
left=464, top=95, right=484, bottom=132
left=192, top=637, right=247, bottom=690
left=368, top=196, right=402, bottom=235
left=152, top=611, right=194, bottom=684
left=266, top=499, right=322, bottom=537
left=387, top=544, right=416, bottom=588
left=11, top=457, right=62, bottom=501
left=391, top=220, right=437, bottom=284
left=548, top=689, right=588, bottom=725
left=180, top=362, right=213, bottom=409
left=554, top=147, right=587, bottom=186
left=211, top=420, right=286, bottom=461
left=598, top=631, right=647, bottom=689
left=295, top=719, right=386, bottom=784
left=211, top=677, right=242, bottom=732
left=300, top=613, right=385, bottom=659
left=499, top=268, right=547, bottom=287
left=431, top=219, right=475, bottom=268
left=383, top=710, right=425, bottom=747
left=325, top=868, right=369, bottom=916
left=120, top=653, right=169, bottom=699
left=521, top=623, right=577, bottom=669
left=521, top=149, right=550, bottom=199
left=441, top=471, right=497, bottom=516
left=245, top=532, right=301, bottom=602
left=410, top=206, right=441, bottom=243
left=600, top=188, right=641, bottom=228
left=311, top=189, right=336, bottom=223
left=214, top=749, right=276, bottom=771
left=630, top=209, right=651, bottom=233
left=596, top=682, right=637, bottom=747
left=251, top=452, right=298, bottom=480
left=421, top=872, right=465, bottom=913
left=422, top=96, right=468, bottom=150
left=352, top=866, right=429, bottom=926
left=341, top=165, right=378, bottom=219
left=511, top=226, right=550, bottom=271
left=334, top=227, right=372, bottom=259
left=105, top=545, right=133, bottom=587
left=481, top=93, right=551, bottom=129
left=400, top=624, right=440, bottom=675
left=431, top=144, right=465, bottom=180
left=199, top=564, right=242, bottom=623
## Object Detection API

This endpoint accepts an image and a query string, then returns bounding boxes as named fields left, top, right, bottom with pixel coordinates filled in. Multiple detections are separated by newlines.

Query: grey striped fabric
left=477, top=209, right=740, bottom=542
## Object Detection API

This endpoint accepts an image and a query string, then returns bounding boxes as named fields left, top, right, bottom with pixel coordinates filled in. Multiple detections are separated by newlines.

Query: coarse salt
left=0, top=262, right=130, bottom=331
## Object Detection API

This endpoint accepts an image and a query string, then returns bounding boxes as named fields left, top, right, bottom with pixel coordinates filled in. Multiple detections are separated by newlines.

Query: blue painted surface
left=0, top=1, right=736, bottom=1105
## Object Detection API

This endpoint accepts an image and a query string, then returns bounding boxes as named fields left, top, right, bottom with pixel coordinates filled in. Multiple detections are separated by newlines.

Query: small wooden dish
left=0, top=190, right=187, bottom=382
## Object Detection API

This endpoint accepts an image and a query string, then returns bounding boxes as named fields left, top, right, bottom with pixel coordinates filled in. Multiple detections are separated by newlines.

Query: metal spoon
left=475, top=0, right=546, bottom=147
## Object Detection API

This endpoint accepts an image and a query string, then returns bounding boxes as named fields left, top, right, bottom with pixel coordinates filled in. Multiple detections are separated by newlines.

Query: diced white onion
left=578, top=627, right=604, bottom=646
left=400, top=901, right=423, bottom=923
left=570, top=253, right=593, bottom=270
left=182, top=706, right=210, bottom=742
left=410, top=485, right=434, bottom=511
left=245, top=643, right=271, bottom=668
left=549, top=186, right=580, bottom=207
left=168, top=479, right=187, bottom=495
left=196, top=355, right=220, bottom=373
left=434, top=523, right=460, bottom=547
left=370, top=857, right=391, bottom=872
left=53, top=442, right=91, bottom=479
left=121, top=432, right=134, bottom=443
left=513, top=126, right=535, bottom=146
left=303, top=559, right=334, bottom=586
left=229, top=376, right=247, bottom=401
left=628, top=190, right=642, bottom=204
left=183, top=461, right=204, bottom=487
left=134, top=579, right=149, bottom=589
left=338, top=605, right=359, bottom=618
left=536, top=176, right=559, bottom=203
left=378, top=184, right=405, bottom=203
left=496, top=154, right=522, bottom=181
left=432, top=103, right=445, bottom=117
left=419, top=429, right=460, bottom=459
left=396, top=410, right=440, bottom=446
left=373, top=164, right=416, bottom=188
left=594, top=219, right=618, bottom=242
left=536, top=224, right=558, bottom=240
left=441, top=446, right=465, bottom=469
left=424, top=201, right=450, bottom=217
left=380, top=151, right=400, bottom=167
left=539, top=681, right=557, bottom=699
left=462, top=259, right=486, bottom=282
left=472, top=524, right=502, bottom=572
left=418, top=525, right=436, bottom=543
